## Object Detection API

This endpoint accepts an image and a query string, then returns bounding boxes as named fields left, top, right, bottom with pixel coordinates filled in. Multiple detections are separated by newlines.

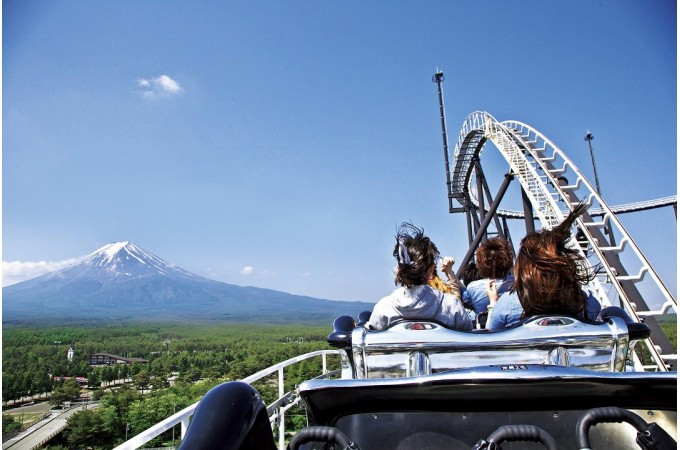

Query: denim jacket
left=462, top=275, right=514, bottom=314
left=486, top=290, right=602, bottom=330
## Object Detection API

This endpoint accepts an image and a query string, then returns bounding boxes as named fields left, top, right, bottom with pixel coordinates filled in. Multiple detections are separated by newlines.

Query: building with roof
left=89, top=353, right=148, bottom=366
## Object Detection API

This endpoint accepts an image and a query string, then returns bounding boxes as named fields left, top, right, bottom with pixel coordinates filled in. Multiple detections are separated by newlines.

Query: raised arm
left=441, top=257, right=464, bottom=291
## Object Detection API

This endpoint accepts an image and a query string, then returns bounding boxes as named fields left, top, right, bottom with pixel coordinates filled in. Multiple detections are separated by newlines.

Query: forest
left=2, top=322, right=340, bottom=448
left=2, top=317, right=676, bottom=449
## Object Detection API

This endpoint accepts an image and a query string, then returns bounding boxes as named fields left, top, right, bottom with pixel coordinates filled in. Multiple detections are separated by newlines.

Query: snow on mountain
left=2, top=241, right=373, bottom=323
left=39, top=241, right=198, bottom=283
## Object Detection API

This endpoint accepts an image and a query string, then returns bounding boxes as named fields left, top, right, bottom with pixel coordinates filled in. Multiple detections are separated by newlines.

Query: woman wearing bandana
left=367, top=223, right=472, bottom=331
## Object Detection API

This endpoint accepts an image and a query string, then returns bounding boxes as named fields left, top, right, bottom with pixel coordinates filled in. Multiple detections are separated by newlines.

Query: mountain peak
left=13, top=241, right=196, bottom=285
left=82, top=241, right=189, bottom=277
left=92, top=241, right=132, bottom=258
left=90, top=241, right=140, bottom=263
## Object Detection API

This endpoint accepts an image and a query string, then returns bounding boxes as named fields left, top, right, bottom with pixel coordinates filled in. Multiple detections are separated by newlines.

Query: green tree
left=20, top=373, right=32, bottom=400
left=64, top=409, right=110, bottom=447
left=178, top=355, right=189, bottom=372
left=88, top=369, right=101, bottom=388
left=2, top=373, right=17, bottom=403
left=99, top=385, right=141, bottom=441
left=2, top=414, right=22, bottom=433
left=120, top=364, right=130, bottom=380
left=128, top=393, right=187, bottom=447
left=151, top=372, right=170, bottom=391
left=31, top=370, right=51, bottom=397
left=102, top=366, right=114, bottom=385
left=40, top=370, right=53, bottom=396
left=203, top=367, right=221, bottom=380
left=50, top=379, right=81, bottom=406
left=92, top=388, right=105, bottom=401
left=186, top=367, right=201, bottom=382
left=129, top=362, right=142, bottom=377
left=135, top=370, right=150, bottom=393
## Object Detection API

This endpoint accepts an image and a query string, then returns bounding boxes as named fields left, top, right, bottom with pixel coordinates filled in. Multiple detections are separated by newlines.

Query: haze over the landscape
left=3, top=1, right=676, bottom=303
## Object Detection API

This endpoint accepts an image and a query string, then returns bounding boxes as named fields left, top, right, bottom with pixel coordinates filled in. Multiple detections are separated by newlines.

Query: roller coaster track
left=447, top=110, right=677, bottom=372
left=473, top=195, right=677, bottom=220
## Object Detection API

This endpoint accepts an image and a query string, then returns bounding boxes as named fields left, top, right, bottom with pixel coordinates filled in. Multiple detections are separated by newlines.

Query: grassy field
left=657, top=314, right=677, bottom=349
left=5, top=411, right=44, bottom=423
left=633, top=314, right=676, bottom=369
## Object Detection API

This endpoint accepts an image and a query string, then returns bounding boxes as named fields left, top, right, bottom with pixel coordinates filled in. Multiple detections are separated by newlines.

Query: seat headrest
left=327, top=315, right=355, bottom=348
left=597, top=306, right=651, bottom=340
left=357, top=311, right=371, bottom=327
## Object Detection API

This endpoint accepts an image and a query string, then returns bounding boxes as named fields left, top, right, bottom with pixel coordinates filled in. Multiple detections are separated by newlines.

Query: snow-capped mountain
left=38, top=241, right=198, bottom=283
left=3, top=242, right=371, bottom=324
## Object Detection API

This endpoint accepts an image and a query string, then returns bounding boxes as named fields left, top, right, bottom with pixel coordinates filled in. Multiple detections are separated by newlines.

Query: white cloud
left=2, top=259, right=78, bottom=287
left=157, top=75, right=181, bottom=93
left=240, top=266, right=254, bottom=275
left=136, top=74, right=183, bottom=99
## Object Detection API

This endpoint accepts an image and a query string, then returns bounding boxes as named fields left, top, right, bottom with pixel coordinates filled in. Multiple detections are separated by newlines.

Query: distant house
left=89, top=353, right=148, bottom=366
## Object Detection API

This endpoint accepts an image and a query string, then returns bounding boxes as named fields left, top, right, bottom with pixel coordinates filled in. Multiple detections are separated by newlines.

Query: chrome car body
left=340, top=315, right=635, bottom=379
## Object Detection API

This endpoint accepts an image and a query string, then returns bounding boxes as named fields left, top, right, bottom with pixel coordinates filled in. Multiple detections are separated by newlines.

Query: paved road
left=3, top=403, right=99, bottom=450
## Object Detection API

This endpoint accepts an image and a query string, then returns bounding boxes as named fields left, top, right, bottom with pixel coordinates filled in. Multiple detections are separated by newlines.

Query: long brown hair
left=514, top=203, right=595, bottom=317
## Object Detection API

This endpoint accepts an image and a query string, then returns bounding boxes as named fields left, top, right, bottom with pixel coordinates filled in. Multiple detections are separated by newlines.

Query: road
left=3, top=403, right=99, bottom=450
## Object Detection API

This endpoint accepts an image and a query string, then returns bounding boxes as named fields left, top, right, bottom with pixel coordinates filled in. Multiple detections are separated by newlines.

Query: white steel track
left=450, top=112, right=677, bottom=371
left=476, top=195, right=677, bottom=220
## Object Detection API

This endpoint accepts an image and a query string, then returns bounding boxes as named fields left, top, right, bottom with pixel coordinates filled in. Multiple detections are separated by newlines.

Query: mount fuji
left=3, top=242, right=372, bottom=324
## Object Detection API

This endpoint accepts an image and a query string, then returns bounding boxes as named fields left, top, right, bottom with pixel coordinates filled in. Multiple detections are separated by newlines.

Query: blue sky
left=3, top=1, right=677, bottom=305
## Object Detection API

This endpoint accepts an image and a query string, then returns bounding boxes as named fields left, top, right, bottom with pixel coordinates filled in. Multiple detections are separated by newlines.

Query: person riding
left=486, top=203, right=601, bottom=330
left=462, top=237, right=514, bottom=315
left=367, top=223, right=472, bottom=331
left=460, top=262, right=482, bottom=286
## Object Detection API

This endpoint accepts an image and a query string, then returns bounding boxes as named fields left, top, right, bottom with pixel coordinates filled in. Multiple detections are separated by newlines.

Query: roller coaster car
left=180, top=307, right=676, bottom=450
left=289, top=306, right=675, bottom=449
left=327, top=307, right=652, bottom=378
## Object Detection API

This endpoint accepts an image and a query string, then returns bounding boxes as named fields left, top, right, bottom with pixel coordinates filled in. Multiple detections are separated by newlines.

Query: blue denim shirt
left=462, top=276, right=514, bottom=314
left=486, top=290, right=602, bottom=330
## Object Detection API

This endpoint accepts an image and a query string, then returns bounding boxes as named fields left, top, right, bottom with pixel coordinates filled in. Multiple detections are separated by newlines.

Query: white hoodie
left=367, top=284, right=472, bottom=331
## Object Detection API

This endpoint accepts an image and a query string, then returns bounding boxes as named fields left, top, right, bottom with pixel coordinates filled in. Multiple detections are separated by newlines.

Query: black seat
left=327, top=315, right=356, bottom=348
left=597, top=306, right=651, bottom=340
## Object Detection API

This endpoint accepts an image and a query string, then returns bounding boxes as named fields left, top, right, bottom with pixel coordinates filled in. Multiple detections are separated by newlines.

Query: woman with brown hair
left=486, top=203, right=601, bottom=330
left=367, top=223, right=472, bottom=331
left=461, top=237, right=514, bottom=315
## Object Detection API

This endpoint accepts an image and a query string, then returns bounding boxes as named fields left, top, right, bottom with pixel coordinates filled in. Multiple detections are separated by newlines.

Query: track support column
left=521, top=188, right=535, bottom=234
left=457, top=173, right=514, bottom=277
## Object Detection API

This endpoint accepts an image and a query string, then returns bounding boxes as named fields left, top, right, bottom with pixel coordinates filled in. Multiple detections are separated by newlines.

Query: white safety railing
left=114, top=350, right=340, bottom=450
